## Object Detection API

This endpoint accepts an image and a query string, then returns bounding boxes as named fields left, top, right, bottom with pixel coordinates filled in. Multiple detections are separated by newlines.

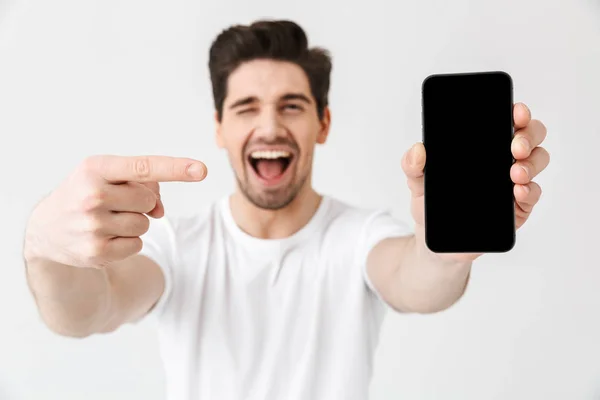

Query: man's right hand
left=24, top=155, right=207, bottom=269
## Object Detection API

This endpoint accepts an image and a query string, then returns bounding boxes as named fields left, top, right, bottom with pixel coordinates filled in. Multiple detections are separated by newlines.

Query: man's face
left=215, top=59, right=330, bottom=210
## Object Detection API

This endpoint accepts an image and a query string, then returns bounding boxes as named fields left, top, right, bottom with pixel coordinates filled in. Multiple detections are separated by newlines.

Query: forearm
left=391, top=234, right=472, bottom=313
left=24, top=255, right=112, bottom=338
left=20, top=154, right=174, bottom=337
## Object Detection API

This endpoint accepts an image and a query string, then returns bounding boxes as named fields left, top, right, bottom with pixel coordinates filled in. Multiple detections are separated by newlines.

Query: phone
left=421, top=71, right=516, bottom=253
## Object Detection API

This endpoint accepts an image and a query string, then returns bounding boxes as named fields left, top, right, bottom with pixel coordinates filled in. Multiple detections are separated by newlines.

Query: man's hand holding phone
left=402, top=101, right=550, bottom=264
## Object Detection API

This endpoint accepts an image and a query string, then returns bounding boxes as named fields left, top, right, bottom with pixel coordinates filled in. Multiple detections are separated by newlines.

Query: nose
left=254, top=106, right=285, bottom=139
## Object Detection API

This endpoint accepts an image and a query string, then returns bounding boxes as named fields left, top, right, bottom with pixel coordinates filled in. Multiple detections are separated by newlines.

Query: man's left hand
left=401, top=102, right=550, bottom=264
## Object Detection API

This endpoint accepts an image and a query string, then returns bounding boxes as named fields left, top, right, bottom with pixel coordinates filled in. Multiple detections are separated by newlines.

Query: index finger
left=90, top=155, right=208, bottom=183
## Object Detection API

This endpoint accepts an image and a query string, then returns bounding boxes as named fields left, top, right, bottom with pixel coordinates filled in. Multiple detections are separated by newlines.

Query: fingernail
left=187, top=163, right=206, bottom=179
left=519, top=137, right=529, bottom=152
left=521, top=165, right=529, bottom=177
left=522, top=184, right=530, bottom=194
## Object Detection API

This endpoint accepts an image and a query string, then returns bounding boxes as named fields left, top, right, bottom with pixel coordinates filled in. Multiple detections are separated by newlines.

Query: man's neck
left=229, top=186, right=322, bottom=240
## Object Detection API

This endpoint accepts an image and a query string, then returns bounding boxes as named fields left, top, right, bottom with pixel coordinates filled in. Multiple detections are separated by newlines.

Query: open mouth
left=248, top=150, right=294, bottom=185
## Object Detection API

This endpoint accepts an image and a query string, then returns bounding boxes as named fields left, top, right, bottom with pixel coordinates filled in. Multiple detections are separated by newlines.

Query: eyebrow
left=228, top=93, right=312, bottom=109
left=228, top=96, right=257, bottom=109
left=280, top=93, right=312, bottom=104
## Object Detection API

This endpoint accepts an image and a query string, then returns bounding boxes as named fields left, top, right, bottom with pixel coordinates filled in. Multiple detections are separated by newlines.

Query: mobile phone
left=421, top=71, right=516, bottom=253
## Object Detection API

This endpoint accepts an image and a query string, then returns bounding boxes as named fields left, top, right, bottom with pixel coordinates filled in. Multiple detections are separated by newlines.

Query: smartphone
left=421, top=71, right=516, bottom=253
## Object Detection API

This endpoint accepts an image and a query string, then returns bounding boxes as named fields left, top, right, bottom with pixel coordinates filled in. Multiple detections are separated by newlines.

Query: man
left=23, top=19, right=549, bottom=400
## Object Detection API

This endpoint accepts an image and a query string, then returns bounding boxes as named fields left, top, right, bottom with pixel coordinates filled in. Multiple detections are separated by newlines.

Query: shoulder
left=322, top=196, right=374, bottom=225
left=323, top=195, right=411, bottom=236
left=319, top=196, right=413, bottom=259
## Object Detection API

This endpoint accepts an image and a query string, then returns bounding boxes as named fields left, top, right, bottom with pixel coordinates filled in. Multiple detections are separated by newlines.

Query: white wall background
left=1, top=0, right=599, bottom=399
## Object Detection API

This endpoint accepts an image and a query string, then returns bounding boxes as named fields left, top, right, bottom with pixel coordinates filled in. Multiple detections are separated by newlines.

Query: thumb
left=402, top=142, right=426, bottom=178
left=139, top=182, right=165, bottom=218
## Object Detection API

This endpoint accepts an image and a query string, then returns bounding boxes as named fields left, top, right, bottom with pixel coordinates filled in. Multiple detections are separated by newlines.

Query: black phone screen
left=421, top=71, right=515, bottom=253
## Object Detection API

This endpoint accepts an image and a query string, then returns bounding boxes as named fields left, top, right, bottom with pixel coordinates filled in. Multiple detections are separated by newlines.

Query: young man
left=23, top=19, right=549, bottom=400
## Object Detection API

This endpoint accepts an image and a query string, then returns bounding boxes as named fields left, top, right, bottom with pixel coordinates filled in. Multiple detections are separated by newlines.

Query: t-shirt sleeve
left=137, top=215, right=177, bottom=321
left=357, top=209, right=413, bottom=305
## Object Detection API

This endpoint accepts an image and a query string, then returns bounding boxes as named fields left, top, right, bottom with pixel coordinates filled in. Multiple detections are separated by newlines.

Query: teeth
left=250, top=150, right=291, bottom=159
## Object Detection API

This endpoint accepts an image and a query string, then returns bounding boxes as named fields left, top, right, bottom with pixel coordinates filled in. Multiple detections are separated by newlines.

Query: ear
left=316, top=107, right=331, bottom=145
left=215, top=110, right=225, bottom=148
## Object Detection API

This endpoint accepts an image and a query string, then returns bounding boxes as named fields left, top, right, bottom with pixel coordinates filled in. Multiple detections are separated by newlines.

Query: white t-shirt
left=139, top=195, right=412, bottom=400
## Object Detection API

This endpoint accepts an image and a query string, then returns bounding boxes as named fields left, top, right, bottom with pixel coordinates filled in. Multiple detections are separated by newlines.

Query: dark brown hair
left=208, top=19, right=332, bottom=121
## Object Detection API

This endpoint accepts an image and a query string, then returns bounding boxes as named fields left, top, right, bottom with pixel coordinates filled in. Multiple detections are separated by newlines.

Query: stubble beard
left=236, top=165, right=310, bottom=210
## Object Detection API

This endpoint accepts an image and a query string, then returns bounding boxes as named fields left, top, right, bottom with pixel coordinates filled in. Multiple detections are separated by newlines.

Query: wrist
left=413, top=224, right=473, bottom=269
left=23, top=193, right=54, bottom=264
left=23, top=222, right=45, bottom=264
left=423, top=243, right=473, bottom=273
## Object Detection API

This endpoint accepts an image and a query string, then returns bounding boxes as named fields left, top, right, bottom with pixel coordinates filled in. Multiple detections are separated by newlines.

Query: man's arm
left=25, top=253, right=164, bottom=338
left=377, top=103, right=550, bottom=313
left=366, top=233, right=472, bottom=314
left=21, top=154, right=207, bottom=337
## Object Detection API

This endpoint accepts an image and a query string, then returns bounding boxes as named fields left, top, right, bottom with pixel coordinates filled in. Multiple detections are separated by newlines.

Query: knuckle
left=80, top=188, right=106, bottom=212
left=132, top=157, right=151, bottom=179
left=79, top=155, right=102, bottom=176
left=83, top=238, right=108, bottom=263
left=80, top=156, right=97, bottom=170
left=82, top=214, right=104, bottom=233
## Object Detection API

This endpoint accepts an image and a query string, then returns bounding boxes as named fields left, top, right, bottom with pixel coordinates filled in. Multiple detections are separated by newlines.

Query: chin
left=242, top=184, right=299, bottom=210
left=238, top=171, right=309, bottom=211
